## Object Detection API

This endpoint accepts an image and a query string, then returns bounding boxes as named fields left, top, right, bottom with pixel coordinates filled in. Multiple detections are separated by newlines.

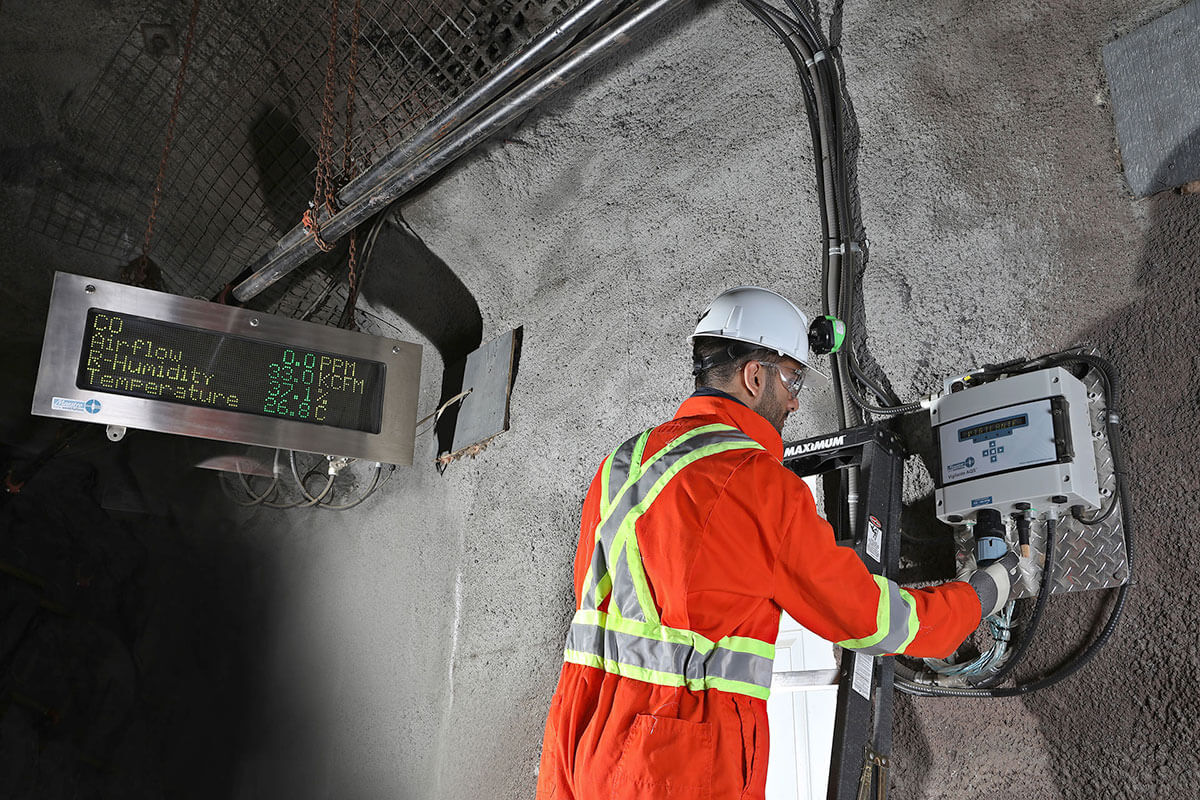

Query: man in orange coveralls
left=536, top=286, right=1020, bottom=800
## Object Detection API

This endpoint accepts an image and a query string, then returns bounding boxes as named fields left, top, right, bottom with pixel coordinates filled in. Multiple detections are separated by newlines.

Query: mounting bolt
left=392, top=346, right=401, bottom=354
left=249, top=318, right=259, bottom=327
left=84, top=284, right=96, bottom=294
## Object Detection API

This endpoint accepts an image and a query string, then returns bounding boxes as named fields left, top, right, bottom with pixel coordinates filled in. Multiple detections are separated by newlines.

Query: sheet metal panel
left=32, top=273, right=421, bottom=464
left=1103, top=0, right=1200, bottom=196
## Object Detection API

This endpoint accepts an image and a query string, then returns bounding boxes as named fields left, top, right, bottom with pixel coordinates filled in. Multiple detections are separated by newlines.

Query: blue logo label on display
left=971, top=496, right=993, bottom=508
left=52, top=397, right=102, bottom=415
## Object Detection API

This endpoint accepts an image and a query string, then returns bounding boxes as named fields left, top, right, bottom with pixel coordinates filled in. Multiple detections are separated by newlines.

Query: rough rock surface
left=0, top=0, right=1194, bottom=798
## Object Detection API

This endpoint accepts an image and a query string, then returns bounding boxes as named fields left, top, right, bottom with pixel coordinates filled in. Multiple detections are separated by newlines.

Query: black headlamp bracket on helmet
left=691, top=340, right=764, bottom=376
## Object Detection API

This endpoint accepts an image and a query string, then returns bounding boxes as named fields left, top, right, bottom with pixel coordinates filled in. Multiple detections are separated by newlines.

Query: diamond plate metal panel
left=953, top=362, right=1130, bottom=597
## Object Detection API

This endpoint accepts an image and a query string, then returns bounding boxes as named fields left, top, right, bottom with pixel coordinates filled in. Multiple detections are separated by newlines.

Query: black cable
left=739, top=0, right=922, bottom=421
left=971, top=517, right=1056, bottom=689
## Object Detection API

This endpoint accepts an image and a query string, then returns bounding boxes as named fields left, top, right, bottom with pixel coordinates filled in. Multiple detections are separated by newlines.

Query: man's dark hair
left=693, top=336, right=779, bottom=389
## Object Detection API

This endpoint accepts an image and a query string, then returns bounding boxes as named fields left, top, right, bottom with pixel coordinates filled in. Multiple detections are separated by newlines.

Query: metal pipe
left=339, top=0, right=622, bottom=208
left=234, top=0, right=688, bottom=301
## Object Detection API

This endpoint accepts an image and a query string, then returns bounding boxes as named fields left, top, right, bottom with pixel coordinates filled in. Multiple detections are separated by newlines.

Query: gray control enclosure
left=931, top=367, right=1100, bottom=521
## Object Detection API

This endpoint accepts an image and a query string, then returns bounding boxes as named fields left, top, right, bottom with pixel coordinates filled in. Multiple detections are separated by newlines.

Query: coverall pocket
left=612, top=713, right=715, bottom=800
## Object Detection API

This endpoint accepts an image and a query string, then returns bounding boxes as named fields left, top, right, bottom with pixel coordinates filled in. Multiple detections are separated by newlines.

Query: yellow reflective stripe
left=629, top=431, right=649, bottom=476
left=716, top=634, right=776, bottom=660
left=592, top=573, right=612, bottom=610
left=636, top=423, right=734, bottom=475
left=705, top=676, right=771, bottom=700
left=598, top=450, right=614, bottom=519
left=598, top=432, right=650, bottom=532
left=895, top=588, right=920, bottom=654
left=604, top=425, right=729, bottom=527
left=563, top=651, right=772, bottom=700
left=837, top=574, right=891, bottom=649
left=609, top=439, right=763, bottom=625
left=564, top=649, right=687, bottom=688
left=567, top=611, right=775, bottom=699
left=582, top=449, right=620, bottom=605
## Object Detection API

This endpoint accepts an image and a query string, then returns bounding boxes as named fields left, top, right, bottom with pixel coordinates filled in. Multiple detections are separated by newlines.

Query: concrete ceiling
left=1, top=0, right=1196, bottom=798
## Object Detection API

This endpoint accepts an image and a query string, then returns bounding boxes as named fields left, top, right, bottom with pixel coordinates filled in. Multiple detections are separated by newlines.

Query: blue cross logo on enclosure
left=51, top=397, right=102, bottom=415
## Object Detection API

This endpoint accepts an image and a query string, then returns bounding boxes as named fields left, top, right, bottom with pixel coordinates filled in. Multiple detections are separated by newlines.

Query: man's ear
left=740, top=360, right=763, bottom=398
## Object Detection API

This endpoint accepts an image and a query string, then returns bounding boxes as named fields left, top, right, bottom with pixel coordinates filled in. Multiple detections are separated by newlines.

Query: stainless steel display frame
left=32, top=272, right=422, bottom=464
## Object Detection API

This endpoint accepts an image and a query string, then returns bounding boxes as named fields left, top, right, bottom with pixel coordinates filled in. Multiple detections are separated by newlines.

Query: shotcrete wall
left=1, top=0, right=1196, bottom=798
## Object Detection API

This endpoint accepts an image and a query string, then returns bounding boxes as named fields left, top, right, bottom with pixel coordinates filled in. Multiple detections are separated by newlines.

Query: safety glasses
left=756, top=361, right=807, bottom=398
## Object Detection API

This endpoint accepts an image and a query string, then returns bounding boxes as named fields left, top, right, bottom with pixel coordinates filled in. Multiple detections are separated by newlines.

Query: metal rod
left=338, top=0, right=623, bottom=208
left=234, top=0, right=688, bottom=301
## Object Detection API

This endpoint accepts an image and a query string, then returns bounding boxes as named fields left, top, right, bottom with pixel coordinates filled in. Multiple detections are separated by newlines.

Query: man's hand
left=967, top=551, right=1021, bottom=618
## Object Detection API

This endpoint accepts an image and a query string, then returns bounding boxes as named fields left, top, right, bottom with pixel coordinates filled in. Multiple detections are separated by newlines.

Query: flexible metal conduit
left=233, top=0, right=688, bottom=301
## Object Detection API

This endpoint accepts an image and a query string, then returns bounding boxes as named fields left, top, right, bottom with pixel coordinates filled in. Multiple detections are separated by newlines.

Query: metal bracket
left=783, top=423, right=904, bottom=800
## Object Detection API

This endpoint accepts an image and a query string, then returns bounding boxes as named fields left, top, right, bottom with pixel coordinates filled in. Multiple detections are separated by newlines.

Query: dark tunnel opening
left=357, top=211, right=485, bottom=461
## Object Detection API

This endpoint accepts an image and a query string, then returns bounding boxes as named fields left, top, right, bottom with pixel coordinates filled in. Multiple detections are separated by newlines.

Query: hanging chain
left=132, top=0, right=202, bottom=288
left=303, top=0, right=342, bottom=253
left=341, top=0, right=363, bottom=330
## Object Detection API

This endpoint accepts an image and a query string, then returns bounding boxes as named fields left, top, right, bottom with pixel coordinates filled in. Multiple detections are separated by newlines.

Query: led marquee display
left=32, top=273, right=422, bottom=464
left=78, top=309, right=386, bottom=433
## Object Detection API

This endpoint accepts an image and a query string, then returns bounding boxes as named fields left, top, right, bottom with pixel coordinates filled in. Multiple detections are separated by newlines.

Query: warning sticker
left=852, top=651, right=874, bottom=699
left=866, top=515, right=883, bottom=563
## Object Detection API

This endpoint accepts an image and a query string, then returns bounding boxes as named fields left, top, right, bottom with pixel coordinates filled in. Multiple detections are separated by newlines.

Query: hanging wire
left=128, top=0, right=203, bottom=289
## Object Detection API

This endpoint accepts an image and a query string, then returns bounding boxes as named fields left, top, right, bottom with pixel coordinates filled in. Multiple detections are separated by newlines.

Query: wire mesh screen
left=29, top=0, right=576, bottom=321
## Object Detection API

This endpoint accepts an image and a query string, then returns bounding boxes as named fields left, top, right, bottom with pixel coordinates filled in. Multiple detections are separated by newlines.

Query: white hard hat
left=691, top=286, right=829, bottom=388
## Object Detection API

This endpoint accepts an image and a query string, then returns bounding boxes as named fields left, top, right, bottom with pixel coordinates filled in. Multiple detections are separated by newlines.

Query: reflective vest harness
left=563, top=423, right=777, bottom=700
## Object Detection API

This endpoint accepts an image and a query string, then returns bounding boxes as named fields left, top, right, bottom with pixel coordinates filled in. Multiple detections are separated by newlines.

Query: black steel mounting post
left=782, top=423, right=906, bottom=800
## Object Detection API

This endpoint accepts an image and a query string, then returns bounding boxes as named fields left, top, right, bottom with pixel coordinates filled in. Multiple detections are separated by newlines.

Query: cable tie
left=828, top=244, right=845, bottom=256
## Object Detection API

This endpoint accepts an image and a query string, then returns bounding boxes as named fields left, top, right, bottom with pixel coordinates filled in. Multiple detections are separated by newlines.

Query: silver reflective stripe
left=565, top=622, right=709, bottom=683
left=838, top=577, right=919, bottom=656
left=564, top=618, right=773, bottom=693
left=606, top=434, right=640, bottom=508
left=704, top=646, right=774, bottom=691
left=596, top=428, right=760, bottom=621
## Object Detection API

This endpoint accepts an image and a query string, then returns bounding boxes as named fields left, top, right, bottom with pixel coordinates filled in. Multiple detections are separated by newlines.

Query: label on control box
left=939, top=398, right=1059, bottom=485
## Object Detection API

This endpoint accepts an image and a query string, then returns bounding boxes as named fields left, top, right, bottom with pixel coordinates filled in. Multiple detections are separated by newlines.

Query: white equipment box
left=930, top=367, right=1100, bottom=522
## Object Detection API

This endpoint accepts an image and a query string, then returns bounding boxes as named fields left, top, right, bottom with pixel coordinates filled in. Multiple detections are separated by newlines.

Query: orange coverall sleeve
left=770, top=463, right=982, bottom=659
